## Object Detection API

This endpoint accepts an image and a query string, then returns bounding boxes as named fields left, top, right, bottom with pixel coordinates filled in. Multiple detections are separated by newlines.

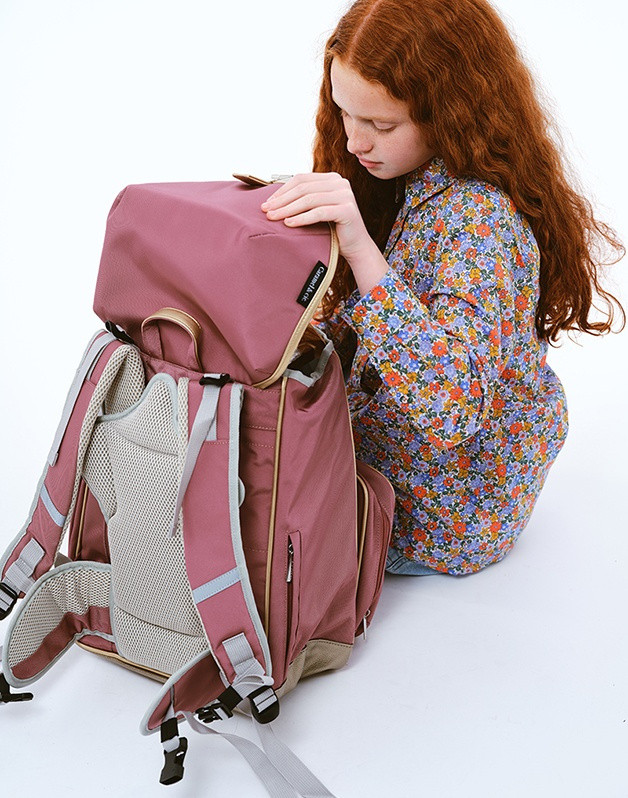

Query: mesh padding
left=7, top=565, right=111, bottom=669
left=83, top=425, right=116, bottom=520
left=103, top=354, right=146, bottom=415
left=61, top=345, right=145, bottom=547
left=113, top=605, right=207, bottom=675
left=93, top=376, right=206, bottom=672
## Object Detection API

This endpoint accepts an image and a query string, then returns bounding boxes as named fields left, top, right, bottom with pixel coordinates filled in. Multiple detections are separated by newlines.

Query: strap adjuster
left=199, top=372, right=231, bottom=387
left=249, top=686, right=280, bottom=725
left=0, top=581, right=18, bottom=621
left=0, top=674, right=33, bottom=704
left=195, top=685, right=241, bottom=724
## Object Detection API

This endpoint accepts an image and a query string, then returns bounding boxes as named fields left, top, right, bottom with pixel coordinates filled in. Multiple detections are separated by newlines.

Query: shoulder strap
left=0, top=331, right=144, bottom=620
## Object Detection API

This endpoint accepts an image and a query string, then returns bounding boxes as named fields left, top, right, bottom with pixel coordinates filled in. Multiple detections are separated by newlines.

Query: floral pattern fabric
left=317, top=156, right=568, bottom=575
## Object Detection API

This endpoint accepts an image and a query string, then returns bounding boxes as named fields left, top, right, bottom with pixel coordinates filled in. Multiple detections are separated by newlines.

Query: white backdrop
left=1, top=2, right=626, bottom=797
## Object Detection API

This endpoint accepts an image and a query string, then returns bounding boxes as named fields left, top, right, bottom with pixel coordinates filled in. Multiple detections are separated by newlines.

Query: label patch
left=297, top=261, right=328, bottom=308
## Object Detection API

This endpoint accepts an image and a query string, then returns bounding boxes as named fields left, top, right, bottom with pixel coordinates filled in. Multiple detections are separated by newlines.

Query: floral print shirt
left=317, top=155, right=568, bottom=575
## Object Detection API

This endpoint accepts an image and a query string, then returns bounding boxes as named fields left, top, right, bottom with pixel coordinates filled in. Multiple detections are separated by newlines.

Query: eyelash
left=339, top=109, right=395, bottom=133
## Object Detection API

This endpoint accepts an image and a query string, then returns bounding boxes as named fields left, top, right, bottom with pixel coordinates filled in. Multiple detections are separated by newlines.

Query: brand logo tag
left=297, top=261, right=327, bottom=308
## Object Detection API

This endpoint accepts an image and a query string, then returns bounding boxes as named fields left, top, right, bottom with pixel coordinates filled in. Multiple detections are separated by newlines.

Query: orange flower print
left=371, top=285, right=387, bottom=301
left=329, top=155, right=567, bottom=576
left=476, top=223, right=491, bottom=237
left=514, top=293, right=529, bottom=310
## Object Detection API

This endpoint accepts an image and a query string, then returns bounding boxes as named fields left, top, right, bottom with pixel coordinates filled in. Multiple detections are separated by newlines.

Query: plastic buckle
left=195, top=699, right=234, bottom=724
left=249, top=686, right=280, bottom=725
left=195, top=685, right=242, bottom=724
left=0, top=674, right=33, bottom=704
left=0, top=582, right=18, bottom=621
left=199, top=373, right=231, bottom=387
left=159, top=737, right=188, bottom=786
left=159, top=716, right=188, bottom=786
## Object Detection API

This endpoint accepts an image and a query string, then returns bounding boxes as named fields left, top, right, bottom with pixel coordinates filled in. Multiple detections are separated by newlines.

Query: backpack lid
left=93, top=180, right=338, bottom=387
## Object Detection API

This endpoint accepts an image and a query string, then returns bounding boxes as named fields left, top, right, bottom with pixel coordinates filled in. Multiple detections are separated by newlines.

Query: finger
left=264, top=173, right=345, bottom=205
left=265, top=191, right=348, bottom=220
left=280, top=206, right=344, bottom=227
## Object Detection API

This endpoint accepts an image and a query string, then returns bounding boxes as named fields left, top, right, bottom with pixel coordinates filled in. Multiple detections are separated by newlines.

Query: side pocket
left=285, top=531, right=302, bottom=666
left=354, top=460, right=395, bottom=638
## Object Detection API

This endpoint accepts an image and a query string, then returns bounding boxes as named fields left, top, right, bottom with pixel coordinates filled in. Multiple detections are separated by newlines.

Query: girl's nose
left=344, top=121, right=373, bottom=156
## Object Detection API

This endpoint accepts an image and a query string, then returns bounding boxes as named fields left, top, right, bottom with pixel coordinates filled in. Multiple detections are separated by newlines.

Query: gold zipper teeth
left=356, top=474, right=369, bottom=591
left=264, top=375, right=288, bottom=636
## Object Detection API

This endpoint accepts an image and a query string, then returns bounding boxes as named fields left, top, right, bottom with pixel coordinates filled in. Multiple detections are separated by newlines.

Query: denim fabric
left=385, top=549, right=442, bottom=576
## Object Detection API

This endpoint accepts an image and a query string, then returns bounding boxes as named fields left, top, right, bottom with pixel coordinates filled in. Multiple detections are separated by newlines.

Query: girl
left=261, top=0, right=624, bottom=576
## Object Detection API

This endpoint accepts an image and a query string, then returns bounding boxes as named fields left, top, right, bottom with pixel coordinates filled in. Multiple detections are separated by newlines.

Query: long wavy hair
left=312, top=0, right=624, bottom=343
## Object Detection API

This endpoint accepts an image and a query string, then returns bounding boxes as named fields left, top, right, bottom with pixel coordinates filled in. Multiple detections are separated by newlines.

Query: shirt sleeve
left=338, top=198, right=511, bottom=447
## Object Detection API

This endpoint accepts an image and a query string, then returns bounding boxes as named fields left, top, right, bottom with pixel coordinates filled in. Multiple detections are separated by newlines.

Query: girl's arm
left=340, top=196, right=513, bottom=448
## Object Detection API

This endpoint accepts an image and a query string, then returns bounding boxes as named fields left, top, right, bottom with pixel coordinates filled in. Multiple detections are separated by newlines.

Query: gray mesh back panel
left=60, top=346, right=145, bottom=552
left=84, top=374, right=208, bottom=674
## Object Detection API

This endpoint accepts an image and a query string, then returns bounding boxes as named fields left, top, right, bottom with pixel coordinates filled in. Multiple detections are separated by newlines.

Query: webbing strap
left=183, top=712, right=300, bottom=798
left=256, top=723, right=337, bottom=797
left=1, top=540, right=45, bottom=600
left=222, top=633, right=275, bottom=700
left=47, top=330, right=117, bottom=467
left=167, top=375, right=222, bottom=538
left=182, top=711, right=337, bottom=798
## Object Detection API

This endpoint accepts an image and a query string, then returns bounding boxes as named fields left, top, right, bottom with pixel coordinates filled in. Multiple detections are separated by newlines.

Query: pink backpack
left=0, top=177, right=395, bottom=795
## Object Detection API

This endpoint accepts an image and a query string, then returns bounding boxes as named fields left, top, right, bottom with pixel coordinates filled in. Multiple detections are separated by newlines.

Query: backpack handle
left=141, top=307, right=203, bottom=371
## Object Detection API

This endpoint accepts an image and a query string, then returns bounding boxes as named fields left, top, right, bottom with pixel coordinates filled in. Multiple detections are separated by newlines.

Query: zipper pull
left=287, top=539, right=294, bottom=583
left=362, top=609, right=371, bottom=641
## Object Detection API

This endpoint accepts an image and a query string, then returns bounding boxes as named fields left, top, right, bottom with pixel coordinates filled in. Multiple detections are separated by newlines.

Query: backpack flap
left=93, top=180, right=339, bottom=388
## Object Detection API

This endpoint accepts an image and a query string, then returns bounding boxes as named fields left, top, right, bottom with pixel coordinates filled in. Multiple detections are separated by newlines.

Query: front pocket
left=285, top=531, right=302, bottom=665
left=355, top=461, right=395, bottom=638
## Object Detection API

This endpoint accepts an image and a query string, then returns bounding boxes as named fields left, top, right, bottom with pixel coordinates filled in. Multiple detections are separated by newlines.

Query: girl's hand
left=260, top=172, right=373, bottom=264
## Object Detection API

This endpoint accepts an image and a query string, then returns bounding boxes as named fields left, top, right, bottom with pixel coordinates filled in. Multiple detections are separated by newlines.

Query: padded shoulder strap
left=0, top=331, right=144, bottom=619
left=145, top=376, right=274, bottom=731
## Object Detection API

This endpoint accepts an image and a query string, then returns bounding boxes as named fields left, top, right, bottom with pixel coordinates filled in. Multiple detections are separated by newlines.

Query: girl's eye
left=374, top=124, right=395, bottom=133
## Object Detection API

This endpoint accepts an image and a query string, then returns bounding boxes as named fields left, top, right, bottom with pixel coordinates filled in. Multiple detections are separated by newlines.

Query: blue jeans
left=385, top=549, right=442, bottom=576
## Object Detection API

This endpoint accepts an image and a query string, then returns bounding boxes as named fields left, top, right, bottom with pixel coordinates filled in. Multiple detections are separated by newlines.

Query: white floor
left=1, top=2, right=627, bottom=795
left=1, top=319, right=627, bottom=798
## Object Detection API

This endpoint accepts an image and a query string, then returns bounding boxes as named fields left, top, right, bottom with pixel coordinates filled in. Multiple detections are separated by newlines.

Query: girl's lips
left=359, top=158, right=381, bottom=167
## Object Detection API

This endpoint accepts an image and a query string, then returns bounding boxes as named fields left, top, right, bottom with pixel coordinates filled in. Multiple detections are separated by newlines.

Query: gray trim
left=0, top=461, right=52, bottom=578
left=39, top=484, right=67, bottom=527
left=2, top=560, right=113, bottom=688
left=284, top=339, right=334, bottom=387
left=139, top=649, right=216, bottom=735
left=228, top=384, right=272, bottom=676
left=47, top=330, right=117, bottom=467
left=192, top=567, right=240, bottom=604
left=167, top=376, right=222, bottom=538
left=96, top=372, right=178, bottom=424
left=2, top=539, right=45, bottom=595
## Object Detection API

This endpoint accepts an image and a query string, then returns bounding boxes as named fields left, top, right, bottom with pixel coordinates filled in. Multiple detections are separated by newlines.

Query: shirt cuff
left=339, top=268, right=426, bottom=344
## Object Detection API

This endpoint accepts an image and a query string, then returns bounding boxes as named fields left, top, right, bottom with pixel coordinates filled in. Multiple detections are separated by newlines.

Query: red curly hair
left=312, top=0, right=624, bottom=343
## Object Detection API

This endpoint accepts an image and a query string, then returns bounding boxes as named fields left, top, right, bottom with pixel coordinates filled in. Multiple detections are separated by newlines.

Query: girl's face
left=330, top=57, right=435, bottom=180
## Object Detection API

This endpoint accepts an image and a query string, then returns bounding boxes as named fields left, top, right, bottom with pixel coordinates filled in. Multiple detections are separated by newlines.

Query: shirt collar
left=398, top=155, right=457, bottom=208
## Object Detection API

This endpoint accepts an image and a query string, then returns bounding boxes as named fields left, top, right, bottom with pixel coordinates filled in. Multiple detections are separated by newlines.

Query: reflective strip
left=47, top=330, right=117, bottom=467
left=192, top=568, right=240, bottom=605
left=167, top=375, right=223, bottom=538
left=39, top=485, right=67, bottom=528
left=2, top=539, right=45, bottom=597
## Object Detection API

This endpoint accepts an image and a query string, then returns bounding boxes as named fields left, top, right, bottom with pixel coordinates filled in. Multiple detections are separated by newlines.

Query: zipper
left=287, top=538, right=294, bottom=583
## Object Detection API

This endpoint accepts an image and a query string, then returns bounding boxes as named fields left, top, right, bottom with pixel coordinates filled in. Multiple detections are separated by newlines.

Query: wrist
left=346, top=239, right=389, bottom=298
